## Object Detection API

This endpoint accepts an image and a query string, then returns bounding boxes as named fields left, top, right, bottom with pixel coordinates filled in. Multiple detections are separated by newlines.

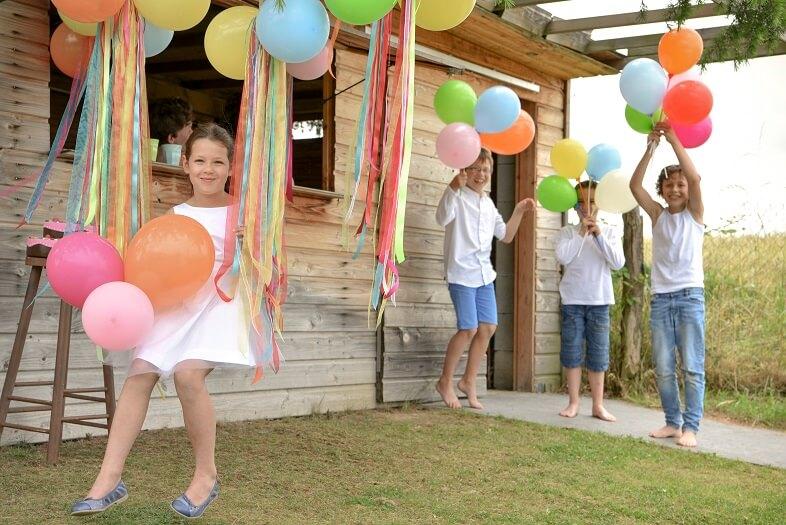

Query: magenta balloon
left=82, top=282, right=155, bottom=351
left=672, top=117, right=712, bottom=148
left=47, top=232, right=124, bottom=308
left=436, top=123, right=481, bottom=169
left=287, top=43, right=333, bottom=80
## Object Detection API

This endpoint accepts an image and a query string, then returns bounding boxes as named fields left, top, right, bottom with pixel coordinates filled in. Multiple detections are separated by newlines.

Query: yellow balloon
left=133, top=0, right=210, bottom=31
left=550, top=139, right=587, bottom=179
left=59, top=11, right=98, bottom=36
left=405, top=0, right=476, bottom=31
left=205, top=6, right=257, bottom=80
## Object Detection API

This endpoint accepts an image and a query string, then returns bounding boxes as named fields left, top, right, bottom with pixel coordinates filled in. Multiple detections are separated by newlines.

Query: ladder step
left=63, top=393, right=106, bottom=403
left=7, top=395, right=52, bottom=406
left=0, top=422, right=50, bottom=434
left=65, top=387, right=108, bottom=394
left=62, top=414, right=109, bottom=422
left=62, top=419, right=109, bottom=430
left=7, top=405, right=51, bottom=414
left=14, top=381, right=54, bottom=387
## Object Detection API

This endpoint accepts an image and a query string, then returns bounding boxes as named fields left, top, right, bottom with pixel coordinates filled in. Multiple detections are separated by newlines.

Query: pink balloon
left=436, top=123, right=481, bottom=169
left=287, top=43, right=334, bottom=80
left=47, top=232, right=124, bottom=308
left=82, top=282, right=155, bottom=351
left=672, top=117, right=712, bottom=148
left=668, top=66, right=701, bottom=91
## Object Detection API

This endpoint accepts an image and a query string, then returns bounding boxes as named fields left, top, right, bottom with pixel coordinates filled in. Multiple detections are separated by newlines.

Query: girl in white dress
left=72, top=124, right=246, bottom=518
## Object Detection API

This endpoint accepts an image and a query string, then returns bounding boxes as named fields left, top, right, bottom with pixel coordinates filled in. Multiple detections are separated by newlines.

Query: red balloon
left=663, top=80, right=713, bottom=125
left=50, top=24, right=92, bottom=78
left=53, top=0, right=125, bottom=23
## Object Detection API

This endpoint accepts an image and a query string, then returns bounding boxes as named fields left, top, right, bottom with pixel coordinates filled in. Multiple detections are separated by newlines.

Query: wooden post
left=47, top=301, right=73, bottom=464
left=513, top=101, right=538, bottom=392
left=620, top=208, right=644, bottom=385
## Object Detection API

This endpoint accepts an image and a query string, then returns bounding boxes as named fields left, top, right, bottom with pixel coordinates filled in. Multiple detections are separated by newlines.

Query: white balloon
left=595, top=169, right=638, bottom=214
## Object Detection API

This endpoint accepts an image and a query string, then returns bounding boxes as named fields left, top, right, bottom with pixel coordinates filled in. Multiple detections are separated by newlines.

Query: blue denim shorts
left=448, top=283, right=498, bottom=330
left=560, top=304, right=611, bottom=372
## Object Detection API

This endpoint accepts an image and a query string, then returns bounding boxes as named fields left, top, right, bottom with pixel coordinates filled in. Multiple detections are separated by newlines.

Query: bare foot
left=436, top=377, right=461, bottom=409
left=559, top=402, right=580, bottom=418
left=184, top=473, right=217, bottom=506
left=649, top=425, right=682, bottom=439
left=592, top=405, right=616, bottom=422
left=676, top=431, right=698, bottom=448
left=457, top=379, right=484, bottom=409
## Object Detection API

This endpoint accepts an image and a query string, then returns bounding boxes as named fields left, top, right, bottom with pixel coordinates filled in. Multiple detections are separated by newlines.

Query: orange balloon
left=663, top=80, right=713, bottom=125
left=52, top=0, right=125, bottom=23
left=479, top=110, right=536, bottom=155
left=125, top=215, right=215, bottom=312
left=50, top=24, right=92, bottom=78
left=658, top=27, right=703, bottom=75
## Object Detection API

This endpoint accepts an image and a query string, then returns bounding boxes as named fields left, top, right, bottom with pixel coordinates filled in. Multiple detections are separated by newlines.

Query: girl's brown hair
left=184, top=122, right=234, bottom=161
left=656, top=164, right=682, bottom=196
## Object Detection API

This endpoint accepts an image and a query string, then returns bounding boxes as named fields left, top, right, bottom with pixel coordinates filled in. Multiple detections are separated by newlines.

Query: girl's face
left=183, top=138, right=230, bottom=197
left=662, top=170, right=689, bottom=209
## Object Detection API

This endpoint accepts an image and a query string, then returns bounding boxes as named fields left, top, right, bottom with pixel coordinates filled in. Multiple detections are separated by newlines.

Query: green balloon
left=325, top=0, right=397, bottom=26
left=434, top=79, right=477, bottom=125
left=625, top=105, right=663, bottom=134
left=537, top=175, right=578, bottom=212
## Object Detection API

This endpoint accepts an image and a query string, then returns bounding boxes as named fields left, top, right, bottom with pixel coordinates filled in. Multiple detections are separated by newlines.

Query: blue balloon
left=619, top=58, right=668, bottom=115
left=143, top=20, right=173, bottom=58
left=474, top=86, right=520, bottom=134
left=256, top=0, right=330, bottom=64
left=586, top=144, right=621, bottom=182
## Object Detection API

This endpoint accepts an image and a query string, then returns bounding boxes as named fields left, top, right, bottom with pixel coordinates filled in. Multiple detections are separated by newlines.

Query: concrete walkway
left=429, top=390, right=786, bottom=469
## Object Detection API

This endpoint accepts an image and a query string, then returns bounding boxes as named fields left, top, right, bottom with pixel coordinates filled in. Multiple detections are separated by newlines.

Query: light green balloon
left=324, top=0, right=397, bottom=26
left=625, top=105, right=663, bottom=134
left=536, top=175, right=578, bottom=213
left=434, top=79, right=477, bottom=125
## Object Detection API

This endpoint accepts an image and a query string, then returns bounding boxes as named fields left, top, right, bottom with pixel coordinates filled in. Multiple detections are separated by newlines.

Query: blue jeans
left=650, top=287, right=706, bottom=433
left=448, top=283, right=498, bottom=330
left=560, top=304, right=611, bottom=372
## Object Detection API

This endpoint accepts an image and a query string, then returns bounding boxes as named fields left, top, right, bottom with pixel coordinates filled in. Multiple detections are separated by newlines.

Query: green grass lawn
left=1, top=408, right=785, bottom=524
left=626, top=389, right=786, bottom=431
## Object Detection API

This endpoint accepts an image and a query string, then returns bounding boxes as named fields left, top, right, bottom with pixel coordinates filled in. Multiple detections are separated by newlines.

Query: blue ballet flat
left=170, top=480, right=220, bottom=519
left=70, top=480, right=128, bottom=516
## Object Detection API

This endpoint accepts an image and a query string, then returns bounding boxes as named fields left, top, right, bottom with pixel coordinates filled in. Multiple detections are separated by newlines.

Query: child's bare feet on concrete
left=592, top=405, right=616, bottom=422
left=457, top=379, right=483, bottom=409
left=559, top=402, right=579, bottom=418
left=649, top=425, right=682, bottom=438
left=676, top=430, right=698, bottom=447
left=436, top=377, right=461, bottom=409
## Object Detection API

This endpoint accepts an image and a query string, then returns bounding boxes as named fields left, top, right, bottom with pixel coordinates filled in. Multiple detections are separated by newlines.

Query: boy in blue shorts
left=435, top=149, right=535, bottom=409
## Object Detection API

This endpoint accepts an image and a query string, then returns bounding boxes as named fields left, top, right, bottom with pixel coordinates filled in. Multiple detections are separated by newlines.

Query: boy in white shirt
left=554, top=180, right=625, bottom=421
left=435, top=149, right=535, bottom=409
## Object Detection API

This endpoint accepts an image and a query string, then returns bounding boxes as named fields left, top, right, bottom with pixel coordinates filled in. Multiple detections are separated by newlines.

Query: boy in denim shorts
left=435, top=149, right=534, bottom=409
left=554, top=181, right=625, bottom=421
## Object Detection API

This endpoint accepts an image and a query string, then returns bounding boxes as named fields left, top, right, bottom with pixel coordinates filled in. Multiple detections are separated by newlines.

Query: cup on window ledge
left=159, top=143, right=182, bottom=166
left=148, top=138, right=159, bottom=162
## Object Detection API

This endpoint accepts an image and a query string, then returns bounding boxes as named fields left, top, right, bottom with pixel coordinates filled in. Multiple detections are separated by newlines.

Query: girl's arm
left=501, top=198, right=535, bottom=244
left=658, top=122, right=704, bottom=224
left=629, top=132, right=663, bottom=223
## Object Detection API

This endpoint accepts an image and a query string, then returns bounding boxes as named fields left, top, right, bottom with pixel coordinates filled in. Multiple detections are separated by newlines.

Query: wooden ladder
left=0, top=256, right=116, bottom=463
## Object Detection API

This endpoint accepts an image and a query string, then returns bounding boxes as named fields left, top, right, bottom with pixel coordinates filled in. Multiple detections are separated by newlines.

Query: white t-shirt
left=554, top=224, right=625, bottom=305
left=651, top=209, right=704, bottom=294
left=435, top=186, right=506, bottom=287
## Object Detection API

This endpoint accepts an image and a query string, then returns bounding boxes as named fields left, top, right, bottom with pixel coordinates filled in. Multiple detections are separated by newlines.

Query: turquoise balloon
left=257, top=0, right=329, bottom=63
left=143, top=19, right=173, bottom=58
left=586, top=144, right=621, bottom=182
left=434, top=80, right=477, bottom=125
left=536, top=175, right=578, bottom=212
left=474, top=86, right=520, bottom=133
left=325, top=0, right=397, bottom=25
left=619, top=58, right=668, bottom=115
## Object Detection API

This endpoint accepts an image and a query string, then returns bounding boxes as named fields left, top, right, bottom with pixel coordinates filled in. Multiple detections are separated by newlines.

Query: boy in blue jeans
left=435, top=149, right=535, bottom=409
left=554, top=181, right=625, bottom=421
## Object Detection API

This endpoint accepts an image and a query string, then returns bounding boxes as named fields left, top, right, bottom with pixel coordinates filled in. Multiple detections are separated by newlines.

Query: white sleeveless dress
left=126, top=203, right=256, bottom=377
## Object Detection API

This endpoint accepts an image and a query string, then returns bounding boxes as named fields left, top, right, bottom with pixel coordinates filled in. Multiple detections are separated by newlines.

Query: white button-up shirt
left=435, top=186, right=506, bottom=287
left=554, top=224, right=625, bottom=305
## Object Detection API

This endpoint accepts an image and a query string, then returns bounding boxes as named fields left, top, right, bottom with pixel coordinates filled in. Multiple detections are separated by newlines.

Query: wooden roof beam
left=545, top=3, right=724, bottom=35
left=609, top=40, right=786, bottom=69
left=509, top=0, right=570, bottom=6
left=587, top=26, right=727, bottom=52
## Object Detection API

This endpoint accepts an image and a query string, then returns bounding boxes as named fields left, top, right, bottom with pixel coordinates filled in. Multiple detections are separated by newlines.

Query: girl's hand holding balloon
left=654, top=121, right=678, bottom=145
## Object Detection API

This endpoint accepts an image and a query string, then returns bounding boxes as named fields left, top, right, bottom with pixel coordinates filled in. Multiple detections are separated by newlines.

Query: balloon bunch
left=434, top=81, right=536, bottom=168
left=536, top=139, right=636, bottom=214
left=51, top=0, right=210, bottom=77
left=620, top=27, right=712, bottom=148
left=46, top=218, right=214, bottom=352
